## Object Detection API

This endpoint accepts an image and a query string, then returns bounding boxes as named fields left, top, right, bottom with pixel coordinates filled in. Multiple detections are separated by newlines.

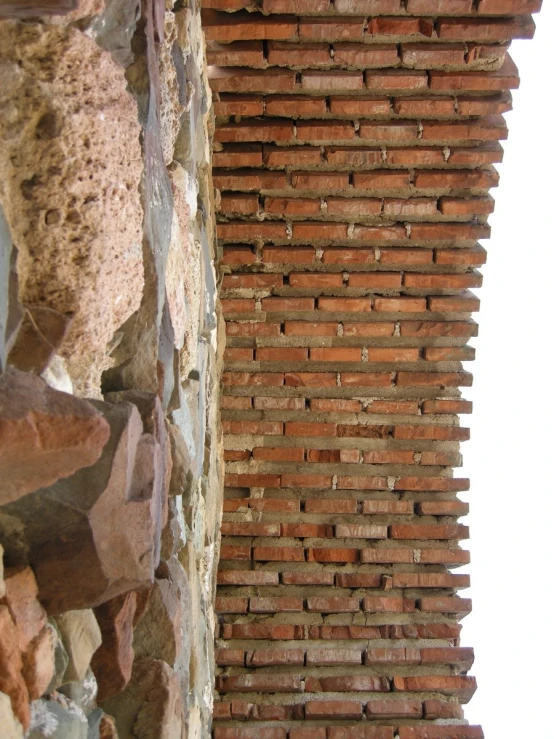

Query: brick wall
left=207, top=1, right=540, bottom=737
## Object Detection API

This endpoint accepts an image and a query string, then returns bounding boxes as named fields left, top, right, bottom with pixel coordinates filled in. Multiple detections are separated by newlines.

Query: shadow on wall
left=0, top=0, right=224, bottom=736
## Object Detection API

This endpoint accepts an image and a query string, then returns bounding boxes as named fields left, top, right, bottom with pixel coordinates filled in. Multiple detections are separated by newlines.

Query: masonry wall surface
left=0, top=0, right=223, bottom=736
left=208, top=1, right=540, bottom=737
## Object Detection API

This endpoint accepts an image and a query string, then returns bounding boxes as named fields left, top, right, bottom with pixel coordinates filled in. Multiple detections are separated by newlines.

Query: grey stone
left=28, top=697, right=88, bottom=739
left=55, top=611, right=102, bottom=684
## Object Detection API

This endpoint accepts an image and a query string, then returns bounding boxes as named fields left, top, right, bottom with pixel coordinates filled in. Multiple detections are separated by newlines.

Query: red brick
left=224, top=347, right=253, bottom=361
left=385, top=147, right=446, bottom=166
left=248, top=648, right=305, bottom=666
left=334, top=43, right=399, bottom=67
left=219, top=545, right=252, bottom=560
left=304, top=700, right=363, bottom=719
left=296, top=120, right=356, bottom=141
left=424, top=346, right=476, bottom=361
left=266, top=95, right=327, bottom=118
left=318, top=297, right=372, bottom=312
left=213, top=169, right=287, bottom=190
left=253, top=397, right=306, bottom=410
left=253, top=446, right=305, bottom=461
left=226, top=321, right=281, bottom=337
left=207, top=41, right=264, bottom=67
left=361, top=548, right=414, bottom=564
left=262, top=297, right=315, bottom=312
left=311, top=398, right=362, bottom=413
left=478, top=0, right=541, bottom=12
left=335, top=573, right=382, bottom=587
left=419, top=549, right=470, bottom=565
left=285, top=372, right=337, bottom=386
left=383, top=198, right=437, bottom=217
left=393, top=675, right=476, bottom=700
left=362, top=500, right=413, bottom=514
left=326, top=198, right=382, bottom=217
left=349, top=273, right=403, bottom=289
left=257, top=347, right=309, bottom=361
left=335, top=524, right=387, bottom=539
left=210, top=69, right=296, bottom=94
left=422, top=399, right=473, bottom=414
left=423, top=700, right=465, bottom=720
left=334, top=0, right=401, bottom=10
left=330, top=97, right=391, bottom=116
left=366, top=699, right=422, bottom=719
left=368, top=17, right=434, bottom=37
left=264, top=197, right=321, bottom=216
left=393, top=424, right=470, bottom=441
left=214, top=729, right=287, bottom=739
left=214, top=96, right=265, bottom=118
left=437, top=16, right=535, bottom=42
left=282, top=572, right=334, bottom=585
left=267, top=41, right=329, bottom=67
left=222, top=521, right=281, bottom=536
left=300, top=17, right=365, bottom=41
left=367, top=400, right=420, bottom=414
left=390, top=524, right=469, bottom=540
left=285, top=321, right=337, bottom=336
left=216, top=648, right=245, bottom=666
left=289, top=729, right=327, bottom=739
left=398, top=728, right=483, bottom=739
left=217, top=571, right=279, bottom=586
left=302, top=70, right=364, bottom=91
left=363, top=596, right=414, bottom=612
left=323, top=248, right=376, bottom=265
left=404, top=273, right=481, bottom=290
left=286, top=421, right=336, bottom=436
left=429, top=293, right=480, bottom=312
left=304, top=499, right=357, bottom=513
left=340, top=374, right=392, bottom=388
left=294, top=222, right=350, bottom=240
left=354, top=170, right=412, bottom=189
left=218, top=221, right=288, bottom=241
left=263, top=246, right=316, bottom=264
left=307, top=597, right=360, bottom=612
left=306, top=648, right=362, bottom=665
left=418, top=597, right=472, bottom=613
left=401, top=43, right=466, bottom=68
left=217, top=673, right=302, bottom=693
left=311, top=347, right=362, bottom=362
left=359, top=121, right=420, bottom=141
left=263, top=145, right=323, bottom=167
left=203, top=10, right=298, bottom=42
left=216, top=597, right=248, bottom=613
left=326, top=147, right=383, bottom=168
left=222, top=371, right=284, bottom=386
left=253, top=546, right=305, bottom=561
left=223, top=420, right=283, bottom=435
left=374, top=297, right=426, bottom=312
left=393, top=573, right=470, bottom=589
left=400, top=320, right=477, bottom=337
left=307, top=547, right=359, bottom=562
left=289, top=273, right=344, bottom=287
left=414, top=169, right=499, bottom=190
left=343, top=323, right=395, bottom=337
left=224, top=624, right=301, bottom=640
left=379, top=248, right=433, bottom=265
left=281, top=473, right=333, bottom=488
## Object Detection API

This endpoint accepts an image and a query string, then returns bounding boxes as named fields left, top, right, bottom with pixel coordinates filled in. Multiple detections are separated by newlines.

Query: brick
left=379, top=248, right=433, bottom=265
left=307, top=597, right=360, bottom=612
left=217, top=571, right=280, bottom=586
left=224, top=624, right=301, bottom=640
left=222, top=521, right=281, bottom=535
left=330, top=97, right=391, bottom=116
left=359, top=121, right=420, bottom=141
left=406, top=0, right=472, bottom=10
left=207, top=41, right=264, bottom=67
left=327, top=147, right=383, bottom=168
left=368, top=17, right=434, bottom=37
left=383, top=198, right=437, bottom=217
left=422, top=399, right=473, bottom=414
left=224, top=347, right=253, bottom=361
left=374, top=297, right=426, bottom=312
left=354, top=170, right=412, bottom=189
left=246, top=649, right=304, bottom=667
left=361, top=549, right=415, bottom=564
left=340, top=374, right=393, bottom=388
left=404, top=273, right=482, bottom=290
left=304, top=700, right=363, bottom=719
left=249, top=597, right=304, bottom=612
left=393, top=573, right=470, bottom=589
left=218, top=221, right=288, bottom=241
left=214, top=169, right=287, bottom=190
left=400, top=320, right=477, bottom=337
left=286, top=421, right=336, bottom=436
left=253, top=446, right=305, bottom=461
left=394, top=675, right=477, bottom=700
left=418, top=597, right=472, bottom=613
left=222, top=371, right=284, bottom=386
left=334, top=43, right=399, bottom=67
left=263, top=145, right=323, bottom=167
left=263, top=246, right=316, bottom=264
left=363, top=596, right=415, bottom=612
left=293, top=222, right=350, bottom=240
left=393, top=424, right=470, bottom=441
left=253, top=547, right=305, bottom=561
left=203, top=10, right=298, bottom=42
left=214, top=95, right=265, bottom=118
left=267, top=42, right=329, bottom=67
left=214, top=729, right=287, bottom=739
left=401, top=43, right=466, bottom=67
left=249, top=498, right=301, bottom=512
left=217, top=674, right=303, bottom=693
left=266, top=95, right=327, bottom=118
left=285, top=321, right=337, bottom=336
left=367, top=400, right=420, bottom=414
left=281, top=473, right=333, bottom=487
left=437, top=16, right=535, bottom=42
left=219, top=545, right=252, bottom=560
left=335, top=524, right=388, bottom=539
left=257, top=347, right=309, bottom=361
left=349, top=273, right=403, bottom=289
left=304, top=499, right=357, bottom=513
left=210, top=69, right=296, bottom=94
left=478, top=0, right=541, bottom=12
left=223, top=420, right=283, bottom=435
left=254, top=397, right=306, bottom=410
left=264, top=0, right=330, bottom=11
left=311, top=398, right=362, bottom=412
left=300, top=18, right=365, bottom=41
left=282, top=572, right=334, bottom=585
left=318, top=297, right=372, bottom=312
left=264, top=197, right=321, bottom=216
left=395, top=95, right=458, bottom=117
left=289, top=273, right=344, bottom=287
left=343, top=323, right=395, bottom=337
left=398, top=728, right=484, bottom=739
left=289, top=729, right=327, bottom=739
left=424, top=346, right=476, bottom=361
left=323, top=248, right=376, bottom=265
left=302, top=70, right=364, bottom=91
left=326, top=197, right=382, bottom=217
left=334, top=0, right=401, bottom=11
left=306, top=648, right=362, bottom=665
left=362, top=500, right=413, bottom=514
left=414, top=169, right=499, bottom=190
left=307, top=547, right=359, bottom=562
left=390, top=524, right=469, bottom=540
left=365, top=648, right=420, bottom=664
left=216, top=597, right=248, bottom=613
left=296, top=120, right=356, bottom=140
left=285, top=372, right=337, bottom=386
left=423, top=700, right=465, bottom=720
left=335, top=573, right=382, bottom=587
left=429, top=293, right=480, bottom=312
left=226, top=321, right=281, bottom=337
left=310, top=347, right=362, bottom=361
left=366, top=699, right=422, bottom=719
left=216, top=649, right=245, bottom=666
left=364, top=70, right=428, bottom=92
left=262, top=297, right=315, bottom=311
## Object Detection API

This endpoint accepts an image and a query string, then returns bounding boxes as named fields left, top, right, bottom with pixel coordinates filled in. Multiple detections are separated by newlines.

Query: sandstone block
left=2, top=400, right=165, bottom=612
left=0, top=605, right=30, bottom=730
left=101, top=657, right=185, bottom=739
left=55, top=610, right=102, bottom=683
left=0, top=369, right=110, bottom=504
left=91, top=592, right=137, bottom=702
left=28, top=696, right=88, bottom=739
left=22, top=625, right=56, bottom=700
left=2, top=566, right=47, bottom=652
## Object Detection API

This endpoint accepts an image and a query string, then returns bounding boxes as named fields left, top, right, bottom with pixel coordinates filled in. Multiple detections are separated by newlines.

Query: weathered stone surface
left=0, top=0, right=77, bottom=17
left=28, top=696, right=88, bottom=739
left=160, top=495, right=186, bottom=560
left=2, top=566, right=47, bottom=651
left=1, top=400, right=165, bottom=612
left=22, top=625, right=56, bottom=700
left=55, top=610, right=102, bottom=683
left=133, top=557, right=191, bottom=690
left=98, top=712, right=119, bottom=739
left=91, top=592, right=137, bottom=702
left=0, top=369, right=110, bottom=505
left=101, top=657, right=184, bottom=739
left=58, top=668, right=97, bottom=714
left=0, top=605, right=30, bottom=730
left=0, top=543, right=5, bottom=599
left=8, top=306, right=73, bottom=375
left=0, top=691, right=24, bottom=739
left=0, top=21, right=143, bottom=395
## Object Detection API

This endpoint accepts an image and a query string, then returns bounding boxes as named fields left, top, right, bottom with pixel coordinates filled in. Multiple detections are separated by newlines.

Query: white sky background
left=460, top=4, right=554, bottom=736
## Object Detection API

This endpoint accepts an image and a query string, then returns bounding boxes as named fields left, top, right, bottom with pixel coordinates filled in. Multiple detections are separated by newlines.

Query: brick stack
left=206, top=1, right=540, bottom=737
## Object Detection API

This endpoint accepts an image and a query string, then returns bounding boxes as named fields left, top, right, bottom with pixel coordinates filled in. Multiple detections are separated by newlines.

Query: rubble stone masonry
left=208, top=0, right=540, bottom=737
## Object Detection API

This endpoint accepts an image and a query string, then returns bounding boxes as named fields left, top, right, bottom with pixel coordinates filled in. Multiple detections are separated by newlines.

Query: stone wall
left=0, top=0, right=223, bottom=737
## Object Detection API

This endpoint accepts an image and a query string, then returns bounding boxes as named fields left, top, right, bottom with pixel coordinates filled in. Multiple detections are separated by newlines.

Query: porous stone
left=91, top=592, right=137, bottom=702
left=0, top=369, right=110, bottom=504
left=8, top=305, right=73, bottom=375
left=0, top=605, right=30, bottom=730
left=58, top=668, right=97, bottom=714
left=46, top=619, right=69, bottom=693
left=101, top=657, right=184, bottom=739
left=0, top=691, right=24, bottom=739
left=22, top=624, right=57, bottom=700
left=1, top=400, right=165, bottom=612
left=0, top=21, right=143, bottom=395
left=54, top=610, right=102, bottom=683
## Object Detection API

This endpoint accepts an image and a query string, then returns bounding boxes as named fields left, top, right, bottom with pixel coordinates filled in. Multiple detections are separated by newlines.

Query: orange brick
left=253, top=447, right=305, bottom=461
left=310, top=348, right=362, bottom=362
